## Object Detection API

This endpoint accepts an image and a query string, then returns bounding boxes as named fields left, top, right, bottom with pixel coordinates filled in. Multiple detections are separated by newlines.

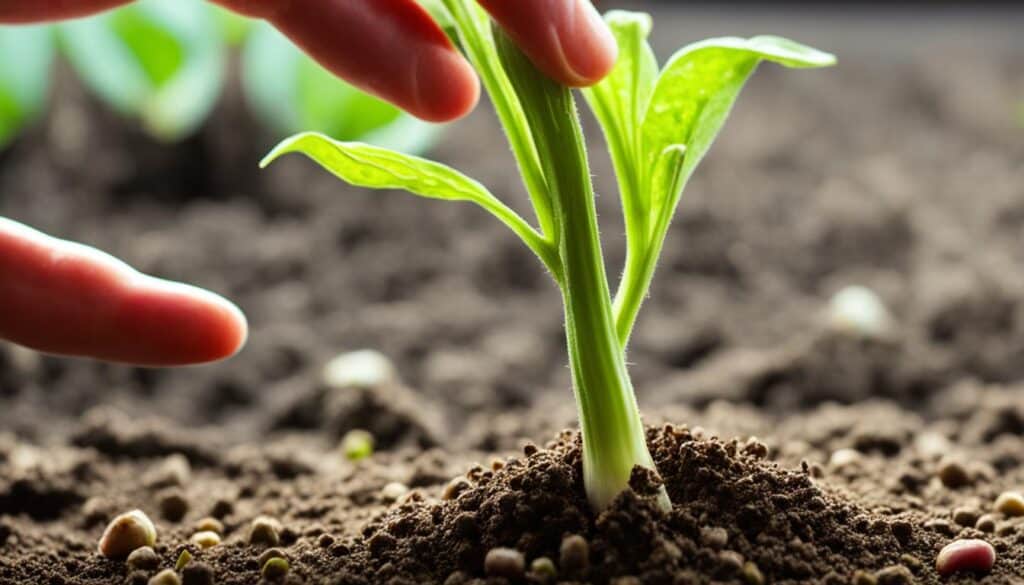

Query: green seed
left=261, top=557, right=290, bottom=580
left=175, top=549, right=193, bottom=571
left=340, top=429, right=374, bottom=461
left=530, top=557, right=557, bottom=580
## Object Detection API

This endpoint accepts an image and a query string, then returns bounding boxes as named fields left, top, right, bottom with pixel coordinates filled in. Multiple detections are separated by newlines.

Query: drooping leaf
left=582, top=10, right=659, bottom=239
left=643, top=36, right=835, bottom=222
left=58, top=0, right=225, bottom=141
left=241, top=23, right=440, bottom=155
left=0, top=25, right=55, bottom=148
left=261, top=132, right=557, bottom=272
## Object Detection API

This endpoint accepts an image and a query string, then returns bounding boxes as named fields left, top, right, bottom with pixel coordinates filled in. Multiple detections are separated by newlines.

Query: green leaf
left=261, top=132, right=558, bottom=274
left=582, top=10, right=658, bottom=242
left=58, top=0, right=225, bottom=141
left=643, top=36, right=835, bottom=225
left=0, top=25, right=54, bottom=148
left=241, top=23, right=441, bottom=155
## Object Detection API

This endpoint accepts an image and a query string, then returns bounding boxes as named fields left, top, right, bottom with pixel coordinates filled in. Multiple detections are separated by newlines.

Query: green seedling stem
left=261, top=1, right=835, bottom=510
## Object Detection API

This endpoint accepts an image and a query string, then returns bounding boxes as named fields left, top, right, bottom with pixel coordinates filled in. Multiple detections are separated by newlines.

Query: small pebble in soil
left=874, top=564, right=913, bottom=585
left=340, top=429, right=375, bottom=461
left=261, top=557, right=290, bottom=580
left=975, top=514, right=998, bottom=533
left=147, top=569, right=181, bottom=585
left=193, top=517, right=223, bottom=535
left=175, top=549, right=193, bottom=571
left=826, top=285, right=893, bottom=338
left=442, top=477, right=473, bottom=501
left=935, top=539, right=996, bottom=576
left=952, top=507, right=981, bottom=527
left=125, top=546, right=160, bottom=571
left=181, top=562, right=214, bottom=585
left=559, top=534, right=590, bottom=574
left=994, top=491, right=1024, bottom=516
left=248, top=516, right=282, bottom=546
left=742, top=561, right=765, bottom=585
left=890, top=520, right=913, bottom=545
left=937, top=457, right=971, bottom=488
left=742, top=437, right=769, bottom=459
left=852, top=570, right=878, bottom=585
left=484, top=547, right=525, bottom=579
left=258, top=547, right=288, bottom=566
left=529, top=557, right=557, bottom=581
left=719, top=550, right=745, bottom=573
left=380, top=481, right=409, bottom=502
left=322, top=349, right=396, bottom=389
left=98, top=509, right=157, bottom=559
left=829, top=448, right=862, bottom=469
left=144, top=454, right=191, bottom=489
left=189, top=530, right=221, bottom=549
left=700, top=526, right=729, bottom=549
left=158, top=490, right=189, bottom=522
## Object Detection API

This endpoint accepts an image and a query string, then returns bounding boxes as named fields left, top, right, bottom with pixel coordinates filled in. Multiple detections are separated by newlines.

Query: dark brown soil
left=2, top=7, right=1024, bottom=584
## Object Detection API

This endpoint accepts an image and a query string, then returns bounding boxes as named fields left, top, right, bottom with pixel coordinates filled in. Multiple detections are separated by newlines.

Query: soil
left=2, top=8, right=1024, bottom=585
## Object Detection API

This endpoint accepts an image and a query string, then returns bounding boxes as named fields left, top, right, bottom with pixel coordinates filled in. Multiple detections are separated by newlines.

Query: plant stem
left=494, top=31, right=668, bottom=512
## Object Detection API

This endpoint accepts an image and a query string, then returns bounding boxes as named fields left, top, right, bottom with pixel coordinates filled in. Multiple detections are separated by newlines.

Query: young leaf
left=0, top=25, right=54, bottom=148
left=261, top=132, right=558, bottom=275
left=58, top=0, right=225, bottom=141
left=643, top=36, right=836, bottom=224
left=241, top=23, right=441, bottom=155
left=581, top=11, right=658, bottom=239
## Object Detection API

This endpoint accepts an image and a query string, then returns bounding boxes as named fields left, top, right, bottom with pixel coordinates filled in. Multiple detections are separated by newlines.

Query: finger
left=478, top=0, right=617, bottom=87
left=0, top=218, right=247, bottom=367
left=0, top=0, right=130, bottom=23
left=216, top=0, right=480, bottom=122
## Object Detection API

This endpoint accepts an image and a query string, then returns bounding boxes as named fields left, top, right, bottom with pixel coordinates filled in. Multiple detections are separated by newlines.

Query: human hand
left=0, top=0, right=615, bottom=366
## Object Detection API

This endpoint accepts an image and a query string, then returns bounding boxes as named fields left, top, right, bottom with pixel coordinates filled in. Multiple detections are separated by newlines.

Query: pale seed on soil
left=559, top=534, right=589, bottom=573
left=189, top=530, right=221, bottom=549
left=529, top=557, right=557, bottom=580
left=826, top=285, right=893, bottom=338
left=829, top=448, right=862, bottom=469
left=193, top=517, right=223, bottom=535
left=935, top=539, right=995, bottom=576
left=852, top=570, right=878, bottom=585
left=742, top=561, right=765, bottom=585
left=484, top=547, right=525, bottom=578
left=380, top=481, right=409, bottom=502
left=937, top=457, right=971, bottom=488
left=98, top=509, right=157, bottom=559
left=975, top=514, right=997, bottom=533
left=248, top=516, right=282, bottom=546
left=158, top=491, right=189, bottom=522
left=442, top=477, right=472, bottom=501
left=261, top=557, right=290, bottom=580
left=322, top=349, right=395, bottom=389
left=125, top=546, right=159, bottom=571
left=700, top=526, right=729, bottom=549
left=147, top=569, right=181, bottom=585
left=144, top=454, right=191, bottom=489
left=994, top=491, right=1024, bottom=516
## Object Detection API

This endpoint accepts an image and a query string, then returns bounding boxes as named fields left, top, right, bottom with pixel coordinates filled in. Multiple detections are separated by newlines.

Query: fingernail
left=559, top=1, right=617, bottom=86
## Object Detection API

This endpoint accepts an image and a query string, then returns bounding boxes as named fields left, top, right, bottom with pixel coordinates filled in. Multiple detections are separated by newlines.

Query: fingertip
left=561, top=2, right=618, bottom=87
left=411, top=48, right=480, bottom=122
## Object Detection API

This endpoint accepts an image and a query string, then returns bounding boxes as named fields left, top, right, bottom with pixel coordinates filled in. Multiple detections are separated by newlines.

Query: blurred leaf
left=0, top=25, right=55, bottom=148
left=212, top=5, right=252, bottom=46
left=242, top=23, right=441, bottom=154
left=58, top=0, right=226, bottom=141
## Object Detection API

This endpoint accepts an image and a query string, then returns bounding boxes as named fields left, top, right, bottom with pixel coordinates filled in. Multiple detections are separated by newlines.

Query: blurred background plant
left=0, top=0, right=442, bottom=151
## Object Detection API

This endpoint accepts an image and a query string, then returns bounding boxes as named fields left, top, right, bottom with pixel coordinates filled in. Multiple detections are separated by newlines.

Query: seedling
left=242, top=23, right=441, bottom=155
left=0, top=25, right=54, bottom=148
left=261, top=2, right=834, bottom=510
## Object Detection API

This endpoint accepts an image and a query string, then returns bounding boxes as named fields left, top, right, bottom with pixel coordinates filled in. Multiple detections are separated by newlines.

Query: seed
left=852, top=570, right=877, bottom=585
left=193, top=517, right=223, bottom=535
left=937, top=457, right=970, bottom=488
left=975, top=514, right=997, bottom=533
left=700, top=526, right=729, bottom=549
left=147, top=569, right=181, bottom=585
left=144, top=454, right=191, bottom=489
left=484, top=547, right=525, bottom=578
left=322, top=349, right=395, bottom=389
left=261, top=557, right=290, bottom=580
left=529, top=557, right=557, bottom=580
left=258, top=548, right=288, bottom=567
left=158, top=491, right=189, bottom=522
left=340, top=429, right=374, bottom=461
left=742, top=561, right=764, bottom=585
left=952, top=507, right=980, bottom=527
left=98, top=509, right=157, bottom=559
left=380, top=482, right=409, bottom=502
left=935, top=539, right=995, bottom=576
left=181, top=562, right=214, bottom=585
left=559, top=534, right=589, bottom=574
left=826, top=285, right=893, bottom=338
left=248, top=516, right=282, bottom=547
left=829, top=448, right=862, bottom=469
left=994, top=491, right=1024, bottom=516
left=125, top=546, right=160, bottom=571
left=719, top=550, right=744, bottom=573
left=175, top=549, right=193, bottom=571
left=189, top=531, right=221, bottom=549
left=442, top=477, right=472, bottom=501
